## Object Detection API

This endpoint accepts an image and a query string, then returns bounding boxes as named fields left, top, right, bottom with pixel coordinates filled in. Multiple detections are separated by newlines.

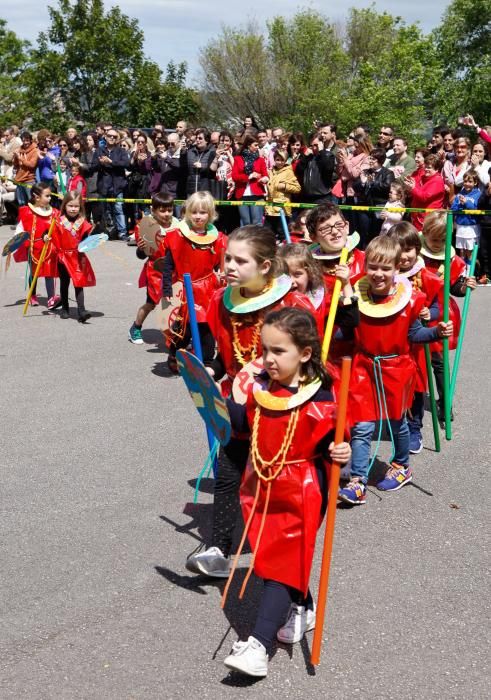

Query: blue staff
left=279, top=209, right=292, bottom=243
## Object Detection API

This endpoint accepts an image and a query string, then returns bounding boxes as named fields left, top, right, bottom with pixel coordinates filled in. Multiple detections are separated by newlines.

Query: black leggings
left=58, top=262, right=85, bottom=313
left=253, top=581, right=314, bottom=651
left=168, top=321, right=215, bottom=364
left=211, top=438, right=249, bottom=556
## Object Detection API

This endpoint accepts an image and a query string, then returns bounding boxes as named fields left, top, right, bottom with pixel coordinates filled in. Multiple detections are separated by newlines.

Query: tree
left=198, top=22, right=280, bottom=128
left=338, top=8, right=443, bottom=144
left=432, top=0, right=491, bottom=124
left=198, top=7, right=442, bottom=144
left=23, top=0, right=198, bottom=130
left=0, top=19, right=31, bottom=127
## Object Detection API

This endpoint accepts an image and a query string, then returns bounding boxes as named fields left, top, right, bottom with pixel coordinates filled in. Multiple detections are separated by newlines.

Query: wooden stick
left=310, top=356, right=351, bottom=665
left=321, top=247, right=349, bottom=364
left=23, top=217, right=56, bottom=316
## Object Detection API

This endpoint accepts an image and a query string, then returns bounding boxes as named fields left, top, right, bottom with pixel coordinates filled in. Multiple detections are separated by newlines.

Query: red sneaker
left=29, top=295, right=39, bottom=306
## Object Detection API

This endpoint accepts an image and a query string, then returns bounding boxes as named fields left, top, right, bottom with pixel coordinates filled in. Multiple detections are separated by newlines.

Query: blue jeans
left=111, top=192, right=126, bottom=237
left=16, top=184, right=33, bottom=206
left=238, top=196, right=264, bottom=227
left=350, top=418, right=410, bottom=483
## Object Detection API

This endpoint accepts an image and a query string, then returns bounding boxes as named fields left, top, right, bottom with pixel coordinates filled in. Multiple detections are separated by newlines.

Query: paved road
left=1, top=224, right=489, bottom=699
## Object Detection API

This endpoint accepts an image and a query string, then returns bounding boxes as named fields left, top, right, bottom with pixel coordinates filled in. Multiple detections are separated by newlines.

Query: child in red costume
left=14, top=182, right=59, bottom=308
left=161, top=191, right=226, bottom=373
left=128, top=192, right=178, bottom=344
left=338, top=236, right=453, bottom=506
left=306, top=203, right=364, bottom=306
left=186, top=226, right=318, bottom=580
left=420, top=212, right=477, bottom=421
left=51, top=192, right=94, bottom=322
left=387, top=222, right=443, bottom=454
left=305, top=203, right=362, bottom=363
left=221, top=308, right=351, bottom=678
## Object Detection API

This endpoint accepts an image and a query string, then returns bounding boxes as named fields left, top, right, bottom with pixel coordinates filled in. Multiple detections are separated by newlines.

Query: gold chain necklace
left=231, top=313, right=263, bottom=366
left=250, top=401, right=300, bottom=482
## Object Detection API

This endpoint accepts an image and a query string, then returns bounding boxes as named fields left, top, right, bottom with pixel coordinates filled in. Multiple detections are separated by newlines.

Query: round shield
left=139, top=216, right=161, bottom=254
left=2, top=231, right=29, bottom=257
left=78, top=233, right=108, bottom=253
left=176, top=349, right=231, bottom=445
left=232, top=358, right=264, bottom=405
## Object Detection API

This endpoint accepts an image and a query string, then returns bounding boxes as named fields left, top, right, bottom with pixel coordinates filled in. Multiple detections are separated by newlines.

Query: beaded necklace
left=250, top=397, right=300, bottom=482
left=231, top=314, right=263, bottom=367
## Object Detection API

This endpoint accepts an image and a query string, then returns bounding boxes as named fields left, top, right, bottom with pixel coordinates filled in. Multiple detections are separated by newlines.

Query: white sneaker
left=224, top=636, right=268, bottom=677
left=277, top=604, right=316, bottom=644
left=185, top=545, right=230, bottom=578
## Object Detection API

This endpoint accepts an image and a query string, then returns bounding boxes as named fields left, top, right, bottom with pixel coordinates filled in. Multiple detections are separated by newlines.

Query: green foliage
left=0, top=19, right=31, bottom=125
left=199, top=7, right=443, bottom=146
left=3, top=0, right=198, bottom=131
left=432, top=0, right=491, bottom=124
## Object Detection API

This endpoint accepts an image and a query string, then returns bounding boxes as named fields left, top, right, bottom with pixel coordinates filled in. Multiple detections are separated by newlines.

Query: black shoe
left=78, top=311, right=91, bottom=324
left=167, top=355, right=179, bottom=374
left=60, top=309, right=69, bottom=319
left=437, top=400, right=454, bottom=424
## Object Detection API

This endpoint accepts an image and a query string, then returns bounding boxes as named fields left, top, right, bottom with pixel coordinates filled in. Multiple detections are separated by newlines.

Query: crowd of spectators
left=1, top=116, right=490, bottom=277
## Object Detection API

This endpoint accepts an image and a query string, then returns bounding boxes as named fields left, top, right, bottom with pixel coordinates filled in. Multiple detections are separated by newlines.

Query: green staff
left=449, top=244, right=478, bottom=405
left=424, top=343, right=441, bottom=452
left=442, top=212, right=453, bottom=440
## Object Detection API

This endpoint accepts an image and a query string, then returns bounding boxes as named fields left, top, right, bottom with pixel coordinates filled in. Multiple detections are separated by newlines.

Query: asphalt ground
left=1, top=224, right=490, bottom=699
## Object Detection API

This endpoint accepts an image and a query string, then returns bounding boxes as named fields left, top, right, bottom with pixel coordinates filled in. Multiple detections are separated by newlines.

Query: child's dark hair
left=306, top=203, right=346, bottom=236
left=29, top=182, right=52, bottom=203
left=60, top=190, right=85, bottom=217
left=387, top=221, right=421, bottom=254
left=277, top=243, right=324, bottom=291
left=228, top=225, right=281, bottom=280
left=152, top=191, right=174, bottom=210
left=262, top=307, right=332, bottom=389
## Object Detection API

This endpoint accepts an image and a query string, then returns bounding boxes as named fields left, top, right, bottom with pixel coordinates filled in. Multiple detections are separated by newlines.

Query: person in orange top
left=13, top=131, right=39, bottom=206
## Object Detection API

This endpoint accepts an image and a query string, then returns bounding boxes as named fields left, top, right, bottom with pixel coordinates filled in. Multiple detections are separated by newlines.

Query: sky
left=2, top=0, right=450, bottom=84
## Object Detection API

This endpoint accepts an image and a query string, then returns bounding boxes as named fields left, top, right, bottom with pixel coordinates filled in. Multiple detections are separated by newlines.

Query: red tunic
left=349, top=286, right=426, bottom=423
left=135, top=225, right=168, bottom=304
left=240, top=381, right=337, bottom=595
left=14, top=206, right=59, bottom=278
left=164, top=227, right=227, bottom=323
left=407, top=267, right=443, bottom=391
left=207, top=286, right=318, bottom=382
left=51, top=216, right=95, bottom=287
left=422, top=254, right=464, bottom=351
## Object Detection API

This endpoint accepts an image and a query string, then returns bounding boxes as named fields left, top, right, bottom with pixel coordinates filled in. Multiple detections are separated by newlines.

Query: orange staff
left=311, top=355, right=351, bottom=665
left=321, top=247, right=349, bottom=363
left=23, top=217, right=56, bottom=316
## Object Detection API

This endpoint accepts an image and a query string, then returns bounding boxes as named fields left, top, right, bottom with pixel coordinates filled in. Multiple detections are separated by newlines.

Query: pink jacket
left=339, top=153, right=370, bottom=197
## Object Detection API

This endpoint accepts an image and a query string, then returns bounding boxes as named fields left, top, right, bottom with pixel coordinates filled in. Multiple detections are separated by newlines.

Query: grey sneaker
left=277, top=604, right=316, bottom=644
left=224, top=636, right=268, bottom=677
left=186, top=544, right=230, bottom=578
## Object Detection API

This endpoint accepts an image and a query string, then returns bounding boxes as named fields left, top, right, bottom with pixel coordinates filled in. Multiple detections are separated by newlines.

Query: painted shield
left=232, top=358, right=264, bottom=405
left=78, top=233, right=109, bottom=253
left=2, top=231, right=29, bottom=256
left=176, top=349, right=231, bottom=445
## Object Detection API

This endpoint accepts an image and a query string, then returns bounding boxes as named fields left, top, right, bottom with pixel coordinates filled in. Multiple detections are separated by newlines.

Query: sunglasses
left=379, top=131, right=393, bottom=136
left=59, top=143, right=67, bottom=147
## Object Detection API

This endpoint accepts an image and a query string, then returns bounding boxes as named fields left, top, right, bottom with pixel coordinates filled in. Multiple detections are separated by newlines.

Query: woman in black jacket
left=353, top=147, right=395, bottom=245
